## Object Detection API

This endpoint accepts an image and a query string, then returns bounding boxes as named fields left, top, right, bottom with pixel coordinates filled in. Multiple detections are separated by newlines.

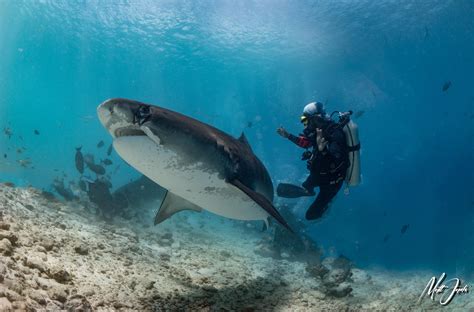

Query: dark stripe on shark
left=230, top=179, right=294, bottom=233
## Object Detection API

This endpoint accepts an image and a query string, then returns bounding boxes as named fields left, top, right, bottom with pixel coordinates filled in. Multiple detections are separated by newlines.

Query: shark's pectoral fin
left=229, top=179, right=294, bottom=233
left=154, top=190, right=203, bottom=225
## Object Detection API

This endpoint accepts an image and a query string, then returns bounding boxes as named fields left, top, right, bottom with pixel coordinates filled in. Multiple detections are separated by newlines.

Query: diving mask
left=300, top=115, right=309, bottom=126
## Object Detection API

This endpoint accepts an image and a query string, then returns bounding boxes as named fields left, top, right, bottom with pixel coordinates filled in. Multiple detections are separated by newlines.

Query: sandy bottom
left=0, top=183, right=472, bottom=311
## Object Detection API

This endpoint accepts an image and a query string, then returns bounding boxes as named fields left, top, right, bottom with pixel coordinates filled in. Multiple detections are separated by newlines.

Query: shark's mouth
left=114, top=127, right=146, bottom=138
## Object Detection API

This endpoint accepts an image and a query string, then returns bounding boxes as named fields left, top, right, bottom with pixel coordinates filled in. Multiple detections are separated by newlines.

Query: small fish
left=17, top=159, right=32, bottom=168
left=383, top=234, right=390, bottom=243
left=107, top=144, right=113, bottom=156
left=247, top=121, right=253, bottom=128
left=16, top=148, right=23, bottom=154
left=34, top=129, right=40, bottom=135
left=3, top=127, right=12, bottom=138
left=3, top=154, right=6, bottom=159
left=442, top=81, right=451, bottom=92
left=401, top=224, right=410, bottom=234
left=75, top=147, right=84, bottom=174
left=101, top=159, right=113, bottom=166
left=88, top=163, right=106, bottom=175
left=354, top=110, right=365, bottom=119
left=97, top=140, right=104, bottom=148
left=52, top=179, right=76, bottom=201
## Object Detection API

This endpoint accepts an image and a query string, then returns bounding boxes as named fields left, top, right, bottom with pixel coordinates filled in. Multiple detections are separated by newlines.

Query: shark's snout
left=97, top=98, right=147, bottom=138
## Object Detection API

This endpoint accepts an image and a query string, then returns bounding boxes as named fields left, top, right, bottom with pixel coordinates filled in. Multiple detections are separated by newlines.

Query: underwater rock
left=0, top=222, right=10, bottom=230
left=3, top=285, right=23, bottom=302
left=0, top=232, right=18, bottom=246
left=306, top=255, right=354, bottom=298
left=50, top=267, right=72, bottom=284
left=0, top=238, right=13, bottom=256
left=12, top=300, right=27, bottom=310
left=35, top=276, right=54, bottom=290
left=0, top=297, right=13, bottom=311
left=48, top=285, right=69, bottom=303
left=64, top=294, right=92, bottom=311
left=306, top=263, right=329, bottom=279
left=24, top=256, right=47, bottom=273
left=39, top=238, right=56, bottom=252
left=325, top=268, right=352, bottom=287
left=325, top=282, right=352, bottom=298
left=74, top=245, right=89, bottom=255
left=27, top=289, right=48, bottom=305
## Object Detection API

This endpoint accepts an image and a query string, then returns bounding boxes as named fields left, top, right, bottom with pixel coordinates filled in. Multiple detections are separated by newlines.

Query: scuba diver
left=276, top=102, right=361, bottom=220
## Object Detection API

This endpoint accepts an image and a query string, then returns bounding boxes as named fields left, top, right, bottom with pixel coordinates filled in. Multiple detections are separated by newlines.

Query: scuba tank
left=329, top=111, right=361, bottom=187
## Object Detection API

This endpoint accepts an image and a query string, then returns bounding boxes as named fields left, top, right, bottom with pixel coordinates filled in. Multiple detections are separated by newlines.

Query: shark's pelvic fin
left=154, top=190, right=203, bottom=225
left=229, top=179, right=294, bottom=233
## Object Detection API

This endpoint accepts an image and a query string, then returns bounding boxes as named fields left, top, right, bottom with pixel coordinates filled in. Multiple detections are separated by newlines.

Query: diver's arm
left=288, top=134, right=312, bottom=148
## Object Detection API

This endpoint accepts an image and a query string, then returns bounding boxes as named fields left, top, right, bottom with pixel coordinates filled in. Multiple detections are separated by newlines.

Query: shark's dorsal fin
left=238, top=132, right=252, bottom=150
left=154, top=190, right=202, bottom=225
left=229, top=179, right=294, bottom=233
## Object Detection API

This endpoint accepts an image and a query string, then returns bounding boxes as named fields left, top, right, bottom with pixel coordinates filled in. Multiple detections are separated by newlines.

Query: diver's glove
left=277, top=126, right=289, bottom=138
left=316, top=128, right=328, bottom=152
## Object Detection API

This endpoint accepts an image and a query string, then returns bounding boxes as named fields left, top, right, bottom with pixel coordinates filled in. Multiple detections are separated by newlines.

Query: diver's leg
left=302, top=173, right=316, bottom=196
left=305, top=181, right=343, bottom=220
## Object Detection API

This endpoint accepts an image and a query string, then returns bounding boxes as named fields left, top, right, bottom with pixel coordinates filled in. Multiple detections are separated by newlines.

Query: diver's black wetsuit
left=288, top=123, right=348, bottom=220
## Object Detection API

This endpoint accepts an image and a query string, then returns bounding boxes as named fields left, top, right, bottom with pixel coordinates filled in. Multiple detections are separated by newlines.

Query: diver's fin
left=277, top=183, right=313, bottom=198
left=229, top=179, right=294, bottom=233
left=238, top=132, right=252, bottom=150
left=154, top=190, right=202, bottom=225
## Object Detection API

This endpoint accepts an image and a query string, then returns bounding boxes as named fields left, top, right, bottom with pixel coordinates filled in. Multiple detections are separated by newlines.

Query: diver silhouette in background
left=276, top=102, right=351, bottom=220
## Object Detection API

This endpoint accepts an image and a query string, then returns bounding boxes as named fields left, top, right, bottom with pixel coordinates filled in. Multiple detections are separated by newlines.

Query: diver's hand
left=277, top=126, right=289, bottom=138
left=316, top=128, right=328, bottom=152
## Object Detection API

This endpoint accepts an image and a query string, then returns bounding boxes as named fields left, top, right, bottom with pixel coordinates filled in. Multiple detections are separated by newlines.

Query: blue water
left=0, top=0, right=473, bottom=275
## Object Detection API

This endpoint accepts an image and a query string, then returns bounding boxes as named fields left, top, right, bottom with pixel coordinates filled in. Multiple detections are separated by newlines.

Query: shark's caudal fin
left=230, top=179, right=294, bottom=233
left=154, top=190, right=203, bottom=225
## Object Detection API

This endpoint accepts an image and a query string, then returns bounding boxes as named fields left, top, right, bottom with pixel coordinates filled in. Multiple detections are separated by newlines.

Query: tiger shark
left=97, top=98, right=293, bottom=232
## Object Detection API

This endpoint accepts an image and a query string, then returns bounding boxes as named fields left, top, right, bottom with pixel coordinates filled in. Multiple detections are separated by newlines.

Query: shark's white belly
left=113, top=136, right=269, bottom=221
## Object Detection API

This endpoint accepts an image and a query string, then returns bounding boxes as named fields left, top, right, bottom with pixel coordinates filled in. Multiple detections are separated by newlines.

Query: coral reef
left=0, top=183, right=472, bottom=311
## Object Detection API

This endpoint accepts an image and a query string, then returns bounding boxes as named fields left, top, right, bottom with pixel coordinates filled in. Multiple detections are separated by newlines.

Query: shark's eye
left=134, top=105, right=151, bottom=125
left=138, top=105, right=150, bottom=117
